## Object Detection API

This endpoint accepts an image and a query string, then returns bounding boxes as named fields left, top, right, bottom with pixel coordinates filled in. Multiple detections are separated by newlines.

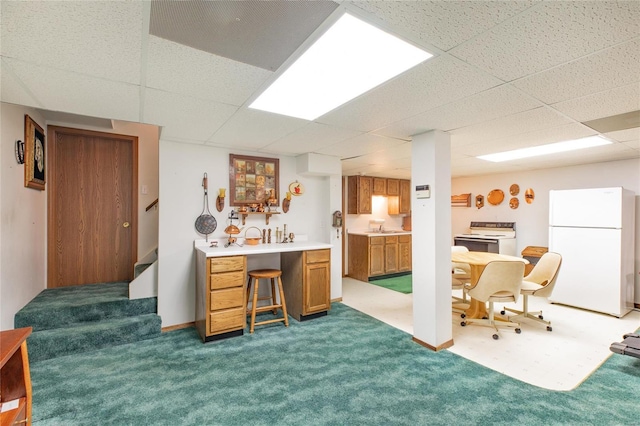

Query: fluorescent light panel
left=477, top=136, right=612, bottom=162
left=249, top=13, right=432, bottom=120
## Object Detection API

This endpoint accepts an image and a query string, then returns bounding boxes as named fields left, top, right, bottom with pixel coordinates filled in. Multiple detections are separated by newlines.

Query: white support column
left=411, top=130, right=453, bottom=350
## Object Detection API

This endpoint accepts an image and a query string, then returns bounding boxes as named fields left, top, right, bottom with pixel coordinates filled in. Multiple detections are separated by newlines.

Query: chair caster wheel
left=538, top=314, right=544, bottom=320
left=547, top=326, right=552, bottom=332
left=500, top=310, right=506, bottom=315
left=461, top=321, right=466, bottom=327
left=515, top=328, right=521, bottom=334
left=492, top=334, right=499, bottom=340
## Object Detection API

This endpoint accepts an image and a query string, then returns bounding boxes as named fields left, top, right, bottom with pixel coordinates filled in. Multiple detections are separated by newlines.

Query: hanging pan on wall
left=195, top=172, right=217, bottom=241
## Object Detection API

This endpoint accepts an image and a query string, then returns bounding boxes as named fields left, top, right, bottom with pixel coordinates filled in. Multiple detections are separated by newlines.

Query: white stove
left=454, top=222, right=516, bottom=256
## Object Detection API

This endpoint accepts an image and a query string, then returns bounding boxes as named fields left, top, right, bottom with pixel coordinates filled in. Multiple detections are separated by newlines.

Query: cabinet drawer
left=385, top=236, right=398, bottom=244
left=370, top=237, right=384, bottom=245
left=210, top=256, right=245, bottom=273
left=210, top=270, right=246, bottom=290
left=305, top=249, right=330, bottom=264
left=209, top=307, right=245, bottom=334
left=399, top=235, right=411, bottom=243
left=211, top=287, right=244, bottom=311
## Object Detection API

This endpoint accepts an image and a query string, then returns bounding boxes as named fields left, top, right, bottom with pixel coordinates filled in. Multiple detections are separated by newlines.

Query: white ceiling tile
left=552, top=82, right=640, bottom=122
left=514, top=39, right=640, bottom=104
left=622, top=141, right=640, bottom=150
left=348, top=0, right=536, bottom=51
left=260, top=122, right=363, bottom=155
left=0, top=59, right=41, bottom=108
left=451, top=1, right=640, bottom=81
left=458, top=123, right=596, bottom=157
left=145, top=36, right=272, bottom=106
left=144, top=89, right=238, bottom=141
left=206, top=108, right=307, bottom=149
left=376, top=84, right=544, bottom=139
left=4, top=59, right=139, bottom=122
left=449, top=107, right=574, bottom=147
left=316, top=133, right=405, bottom=158
left=1, top=1, right=143, bottom=84
left=317, top=55, right=503, bottom=134
left=605, top=127, right=640, bottom=144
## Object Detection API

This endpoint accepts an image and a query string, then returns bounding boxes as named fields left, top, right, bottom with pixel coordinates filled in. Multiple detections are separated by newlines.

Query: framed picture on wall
left=229, top=154, right=279, bottom=207
left=24, top=114, right=46, bottom=190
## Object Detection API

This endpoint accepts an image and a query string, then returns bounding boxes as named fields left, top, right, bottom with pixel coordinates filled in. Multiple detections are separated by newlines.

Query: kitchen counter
left=348, top=230, right=412, bottom=237
left=195, top=239, right=332, bottom=257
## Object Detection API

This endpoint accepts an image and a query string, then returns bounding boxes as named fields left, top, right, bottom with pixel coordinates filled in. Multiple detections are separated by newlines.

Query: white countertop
left=348, top=230, right=412, bottom=237
left=195, top=239, right=332, bottom=257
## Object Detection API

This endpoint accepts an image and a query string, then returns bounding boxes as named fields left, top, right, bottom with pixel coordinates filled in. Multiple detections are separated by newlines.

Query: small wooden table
left=1, top=327, right=32, bottom=426
left=451, top=251, right=528, bottom=319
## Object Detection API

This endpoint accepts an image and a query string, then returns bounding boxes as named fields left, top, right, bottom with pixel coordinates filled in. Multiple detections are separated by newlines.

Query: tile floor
left=341, top=277, right=640, bottom=391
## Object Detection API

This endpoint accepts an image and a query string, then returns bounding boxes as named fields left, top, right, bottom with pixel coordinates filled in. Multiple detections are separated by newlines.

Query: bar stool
left=246, top=269, right=289, bottom=333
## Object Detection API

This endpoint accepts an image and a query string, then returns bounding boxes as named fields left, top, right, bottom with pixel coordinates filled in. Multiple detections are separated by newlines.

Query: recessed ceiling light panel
left=477, top=136, right=612, bottom=162
left=249, top=13, right=433, bottom=120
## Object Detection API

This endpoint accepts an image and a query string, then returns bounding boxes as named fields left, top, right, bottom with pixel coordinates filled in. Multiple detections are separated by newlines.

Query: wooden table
left=451, top=251, right=528, bottom=319
left=1, top=327, right=32, bottom=426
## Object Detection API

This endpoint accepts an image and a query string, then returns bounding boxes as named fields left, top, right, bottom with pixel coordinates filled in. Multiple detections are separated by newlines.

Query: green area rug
left=29, top=302, right=640, bottom=424
left=369, top=274, right=412, bottom=293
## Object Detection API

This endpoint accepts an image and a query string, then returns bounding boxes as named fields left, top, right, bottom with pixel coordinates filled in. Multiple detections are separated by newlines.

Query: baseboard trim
left=331, top=297, right=343, bottom=303
left=412, top=336, right=454, bottom=352
left=162, top=322, right=195, bottom=332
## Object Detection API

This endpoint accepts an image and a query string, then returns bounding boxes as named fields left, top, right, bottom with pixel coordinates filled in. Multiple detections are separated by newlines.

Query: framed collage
left=229, top=154, right=279, bottom=207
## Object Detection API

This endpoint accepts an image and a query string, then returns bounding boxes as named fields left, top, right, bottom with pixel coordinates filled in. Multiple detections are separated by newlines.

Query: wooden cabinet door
left=304, top=262, right=330, bottom=314
left=386, top=179, right=399, bottom=196
left=399, top=179, right=411, bottom=214
left=384, top=236, right=399, bottom=274
left=369, top=238, right=385, bottom=276
left=348, top=176, right=372, bottom=214
left=373, top=177, right=387, bottom=195
left=398, top=236, right=412, bottom=272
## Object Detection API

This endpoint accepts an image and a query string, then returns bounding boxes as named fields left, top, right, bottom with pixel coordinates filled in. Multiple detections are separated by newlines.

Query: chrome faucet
left=379, top=224, right=384, bottom=232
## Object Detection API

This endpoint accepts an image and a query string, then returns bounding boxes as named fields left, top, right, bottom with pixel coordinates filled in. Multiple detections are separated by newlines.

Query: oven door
left=454, top=237, right=499, bottom=254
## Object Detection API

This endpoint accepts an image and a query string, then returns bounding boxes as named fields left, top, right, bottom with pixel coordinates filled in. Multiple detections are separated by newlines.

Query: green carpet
left=29, top=303, right=640, bottom=425
left=369, top=274, right=412, bottom=293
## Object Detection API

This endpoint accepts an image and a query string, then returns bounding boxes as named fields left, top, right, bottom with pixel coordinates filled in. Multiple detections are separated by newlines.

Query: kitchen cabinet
left=281, top=249, right=331, bottom=321
left=373, top=178, right=387, bottom=196
left=398, top=235, right=412, bottom=272
left=386, top=179, right=399, bottom=196
left=388, top=179, right=411, bottom=215
left=1, top=327, right=32, bottom=426
left=347, top=176, right=372, bottom=214
left=348, top=234, right=412, bottom=281
left=196, top=255, right=247, bottom=342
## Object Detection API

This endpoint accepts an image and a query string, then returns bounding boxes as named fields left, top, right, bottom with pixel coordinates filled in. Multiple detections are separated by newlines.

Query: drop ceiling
left=1, top=0, right=639, bottom=179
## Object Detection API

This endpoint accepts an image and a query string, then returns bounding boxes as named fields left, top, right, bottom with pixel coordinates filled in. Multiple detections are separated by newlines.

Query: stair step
left=134, top=263, right=153, bottom=278
left=15, top=282, right=156, bottom=332
left=27, top=314, right=162, bottom=363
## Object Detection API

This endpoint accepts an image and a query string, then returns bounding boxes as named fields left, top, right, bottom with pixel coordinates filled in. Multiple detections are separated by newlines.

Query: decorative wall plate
left=487, top=189, right=504, bottom=205
left=509, top=197, right=519, bottom=209
left=525, top=188, right=535, bottom=204
left=510, top=184, right=520, bottom=196
left=289, top=181, right=304, bottom=196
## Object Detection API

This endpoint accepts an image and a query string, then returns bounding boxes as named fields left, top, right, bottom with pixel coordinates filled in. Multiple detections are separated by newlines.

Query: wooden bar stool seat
left=246, top=269, right=289, bottom=333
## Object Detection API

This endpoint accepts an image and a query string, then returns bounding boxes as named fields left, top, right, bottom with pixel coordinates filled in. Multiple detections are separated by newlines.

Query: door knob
left=123, top=222, right=130, bottom=228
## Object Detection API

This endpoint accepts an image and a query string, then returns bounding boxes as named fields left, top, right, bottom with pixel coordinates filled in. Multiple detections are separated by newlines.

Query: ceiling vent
left=582, top=110, right=640, bottom=133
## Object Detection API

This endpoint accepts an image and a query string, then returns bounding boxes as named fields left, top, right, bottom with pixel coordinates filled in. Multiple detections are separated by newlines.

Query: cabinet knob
left=123, top=222, right=130, bottom=228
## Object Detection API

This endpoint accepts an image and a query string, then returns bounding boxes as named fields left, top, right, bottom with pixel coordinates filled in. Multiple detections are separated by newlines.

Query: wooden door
left=47, top=126, right=138, bottom=288
left=304, top=262, right=330, bottom=314
left=369, top=237, right=385, bottom=276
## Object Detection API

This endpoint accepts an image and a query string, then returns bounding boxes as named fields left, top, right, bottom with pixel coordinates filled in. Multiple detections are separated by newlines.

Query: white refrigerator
left=548, top=187, right=635, bottom=317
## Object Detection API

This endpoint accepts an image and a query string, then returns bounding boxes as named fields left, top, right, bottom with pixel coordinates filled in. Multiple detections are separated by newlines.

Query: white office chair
left=461, top=261, right=524, bottom=340
left=502, top=252, right=562, bottom=332
left=451, top=246, right=471, bottom=313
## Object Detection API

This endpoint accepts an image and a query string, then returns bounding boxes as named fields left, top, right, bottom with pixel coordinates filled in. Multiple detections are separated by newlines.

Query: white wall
left=452, top=158, right=640, bottom=303
left=158, top=141, right=339, bottom=328
left=1, top=103, right=47, bottom=330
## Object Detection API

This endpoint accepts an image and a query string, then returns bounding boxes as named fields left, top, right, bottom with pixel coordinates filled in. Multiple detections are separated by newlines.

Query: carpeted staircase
left=14, top=282, right=161, bottom=362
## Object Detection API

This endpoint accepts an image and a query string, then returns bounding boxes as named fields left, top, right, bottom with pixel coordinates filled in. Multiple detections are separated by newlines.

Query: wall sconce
left=216, top=188, right=225, bottom=212
left=283, top=191, right=291, bottom=213
left=15, top=140, right=25, bottom=164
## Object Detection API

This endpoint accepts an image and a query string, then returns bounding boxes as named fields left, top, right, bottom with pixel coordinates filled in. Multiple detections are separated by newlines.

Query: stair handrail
left=145, top=198, right=158, bottom=212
